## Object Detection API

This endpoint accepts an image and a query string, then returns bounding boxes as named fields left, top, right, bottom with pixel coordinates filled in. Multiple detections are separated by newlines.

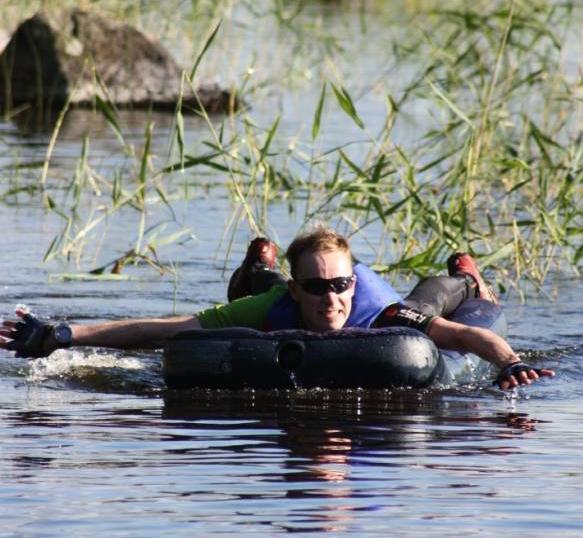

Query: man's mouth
left=320, top=309, right=342, bottom=319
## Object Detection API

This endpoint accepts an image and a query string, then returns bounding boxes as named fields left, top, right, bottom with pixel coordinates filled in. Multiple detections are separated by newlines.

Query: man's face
left=288, top=249, right=355, bottom=332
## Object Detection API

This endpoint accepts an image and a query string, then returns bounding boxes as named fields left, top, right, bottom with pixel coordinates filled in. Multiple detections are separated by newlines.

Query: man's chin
left=312, top=317, right=346, bottom=332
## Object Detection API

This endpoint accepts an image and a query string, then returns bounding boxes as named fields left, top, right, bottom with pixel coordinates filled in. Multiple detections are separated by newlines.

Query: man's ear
left=288, top=279, right=300, bottom=302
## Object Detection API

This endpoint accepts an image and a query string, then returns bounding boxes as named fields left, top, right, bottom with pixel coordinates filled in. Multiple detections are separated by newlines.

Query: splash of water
left=288, top=371, right=302, bottom=389
left=504, top=387, right=519, bottom=411
left=27, top=349, right=146, bottom=383
left=15, top=303, right=30, bottom=315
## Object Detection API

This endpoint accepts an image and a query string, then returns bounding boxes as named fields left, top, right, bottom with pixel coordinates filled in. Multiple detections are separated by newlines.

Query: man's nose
left=320, top=290, right=336, bottom=304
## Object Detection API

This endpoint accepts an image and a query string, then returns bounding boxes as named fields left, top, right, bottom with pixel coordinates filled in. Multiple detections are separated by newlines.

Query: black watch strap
left=53, top=322, right=73, bottom=348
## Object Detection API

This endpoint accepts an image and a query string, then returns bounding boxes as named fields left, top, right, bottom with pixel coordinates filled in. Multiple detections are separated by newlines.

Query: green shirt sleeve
left=197, top=285, right=288, bottom=329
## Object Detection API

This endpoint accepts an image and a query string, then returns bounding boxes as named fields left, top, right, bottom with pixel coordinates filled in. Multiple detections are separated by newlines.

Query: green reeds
left=1, top=0, right=580, bottom=292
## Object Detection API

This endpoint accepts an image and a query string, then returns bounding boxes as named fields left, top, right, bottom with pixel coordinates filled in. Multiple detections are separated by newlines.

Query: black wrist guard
left=6, top=313, right=53, bottom=358
left=494, top=361, right=543, bottom=388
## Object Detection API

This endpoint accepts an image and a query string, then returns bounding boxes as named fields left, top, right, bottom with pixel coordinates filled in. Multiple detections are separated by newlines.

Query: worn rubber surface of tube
left=164, top=326, right=442, bottom=390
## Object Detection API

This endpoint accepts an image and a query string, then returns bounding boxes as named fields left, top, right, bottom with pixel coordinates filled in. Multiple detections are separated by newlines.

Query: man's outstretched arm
left=0, top=308, right=202, bottom=358
left=69, top=315, right=202, bottom=350
left=427, top=316, right=555, bottom=390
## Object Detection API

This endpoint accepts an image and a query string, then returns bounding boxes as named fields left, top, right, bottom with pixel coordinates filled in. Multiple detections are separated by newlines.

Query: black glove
left=494, top=361, right=543, bottom=389
left=6, top=313, right=53, bottom=358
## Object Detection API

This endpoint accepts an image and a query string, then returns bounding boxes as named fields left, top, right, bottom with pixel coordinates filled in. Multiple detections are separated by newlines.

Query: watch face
left=54, top=323, right=73, bottom=346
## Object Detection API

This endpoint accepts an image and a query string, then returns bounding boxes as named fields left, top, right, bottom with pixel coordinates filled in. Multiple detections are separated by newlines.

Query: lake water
left=1, top=2, right=582, bottom=536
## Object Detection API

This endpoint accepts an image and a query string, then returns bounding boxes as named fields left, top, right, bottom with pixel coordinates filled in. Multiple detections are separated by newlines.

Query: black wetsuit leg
left=228, top=263, right=287, bottom=302
left=403, top=275, right=471, bottom=317
left=249, top=269, right=287, bottom=296
left=372, top=275, right=474, bottom=332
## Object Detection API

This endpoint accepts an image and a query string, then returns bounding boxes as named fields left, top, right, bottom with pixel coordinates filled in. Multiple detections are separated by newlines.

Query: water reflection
left=157, top=391, right=549, bottom=532
left=7, top=106, right=203, bottom=139
left=163, top=396, right=537, bottom=456
left=0, top=384, right=557, bottom=534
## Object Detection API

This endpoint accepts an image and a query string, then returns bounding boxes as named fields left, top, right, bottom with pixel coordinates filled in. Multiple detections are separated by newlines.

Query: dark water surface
left=2, top=375, right=583, bottom=536
left=1, top=2, right=583, bottom=536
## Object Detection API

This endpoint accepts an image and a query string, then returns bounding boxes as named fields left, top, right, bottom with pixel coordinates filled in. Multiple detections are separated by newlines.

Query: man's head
left=286, top=227, right=356, bottom=332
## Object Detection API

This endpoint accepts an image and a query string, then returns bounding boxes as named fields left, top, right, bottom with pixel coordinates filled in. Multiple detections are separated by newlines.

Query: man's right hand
left=0, top=309, right=56, bottom=358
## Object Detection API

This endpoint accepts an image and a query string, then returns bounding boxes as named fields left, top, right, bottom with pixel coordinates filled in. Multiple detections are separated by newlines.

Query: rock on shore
left=0, top=9, right=236, bottom=113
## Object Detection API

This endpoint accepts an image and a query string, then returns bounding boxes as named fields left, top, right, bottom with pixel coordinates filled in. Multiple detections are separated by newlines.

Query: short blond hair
left=286, top=227, right=352, bottom=278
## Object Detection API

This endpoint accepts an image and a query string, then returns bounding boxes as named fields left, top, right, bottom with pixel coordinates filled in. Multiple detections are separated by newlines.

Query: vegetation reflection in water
left=0, top=0, right=581, bottom=296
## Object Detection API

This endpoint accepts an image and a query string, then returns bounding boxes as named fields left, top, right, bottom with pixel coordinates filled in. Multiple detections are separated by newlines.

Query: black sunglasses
left=297, top=275, right=355, bottom=296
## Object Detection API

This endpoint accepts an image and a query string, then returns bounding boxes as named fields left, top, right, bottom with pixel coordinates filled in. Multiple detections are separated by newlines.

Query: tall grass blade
left=189, top=19, right=222, bottom=80
left=135, top=122, right=153, bottom=253
left=312, top=82, right=327, bottom=140
left=95, top=94, right=124, bottom=146
left=428, top=80, right=474, bottom=128
left=50, top=273, right=131, bottom=282
left=40, top=96, right=72, bottom=208
left=339, top=150, right=367, bottom=179
left=175, top=79, right=186, bottom=170
left=479, top=242, right=515, bottom=267
left=139, top=122, right=153, bottom=206
left=260, top=116, right=280, bottom=161
left=331, top=83, right=364, bottom=129
left=160, top=151, right=221, bottom=173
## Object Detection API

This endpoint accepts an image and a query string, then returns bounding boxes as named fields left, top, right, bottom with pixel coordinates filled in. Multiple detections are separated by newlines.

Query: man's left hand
left=0, top=309, right=55, bottom=358
left=495, top=361, right=555, bottom=390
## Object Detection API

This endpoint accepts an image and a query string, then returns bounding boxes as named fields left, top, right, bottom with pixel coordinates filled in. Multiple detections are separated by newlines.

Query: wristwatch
left=53, top=322, right=73, bottom=348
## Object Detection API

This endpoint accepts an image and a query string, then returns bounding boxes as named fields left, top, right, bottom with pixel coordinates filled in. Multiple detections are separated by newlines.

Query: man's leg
left=373, top=252, right=497, bottom=330
left=403, top=275, right=471, bottom=318
left=405, top=252, right=498, bottom=317
left=227, top=238, right=286, bottom=302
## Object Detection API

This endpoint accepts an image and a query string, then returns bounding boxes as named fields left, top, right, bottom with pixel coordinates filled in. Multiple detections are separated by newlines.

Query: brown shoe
left=227, top=238, right=278, bottom=302
left=447, top=252, right=499, bottom=304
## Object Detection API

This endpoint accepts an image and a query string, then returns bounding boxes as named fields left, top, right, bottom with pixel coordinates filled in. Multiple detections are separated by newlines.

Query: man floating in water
left=0, top=227, right=554, bottom=390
